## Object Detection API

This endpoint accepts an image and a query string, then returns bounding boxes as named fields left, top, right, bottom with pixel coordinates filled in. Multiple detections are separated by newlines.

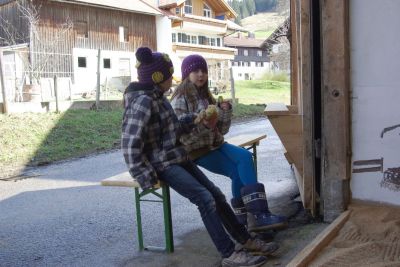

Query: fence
left=0, top=49, right=125, bottom=110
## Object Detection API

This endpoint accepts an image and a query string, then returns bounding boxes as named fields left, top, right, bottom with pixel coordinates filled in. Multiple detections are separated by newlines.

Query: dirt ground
left=309, top=202, right=400, bottom=267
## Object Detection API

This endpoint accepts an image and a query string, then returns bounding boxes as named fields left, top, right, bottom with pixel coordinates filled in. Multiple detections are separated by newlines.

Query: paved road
left=0, top=118, right=312, bottom=267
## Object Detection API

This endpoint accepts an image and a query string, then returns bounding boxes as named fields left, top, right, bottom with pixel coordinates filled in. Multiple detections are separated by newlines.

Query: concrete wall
left=350, top=0, right=400, bottom=205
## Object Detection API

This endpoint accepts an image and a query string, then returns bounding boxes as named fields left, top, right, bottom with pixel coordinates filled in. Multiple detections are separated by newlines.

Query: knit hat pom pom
left=136, top=47, right=153, bottom=64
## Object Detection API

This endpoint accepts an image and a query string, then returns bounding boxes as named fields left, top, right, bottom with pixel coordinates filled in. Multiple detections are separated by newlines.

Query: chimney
left=248, top=32, right=255, bottom=39
left=237, top=32, right=242, bottom=39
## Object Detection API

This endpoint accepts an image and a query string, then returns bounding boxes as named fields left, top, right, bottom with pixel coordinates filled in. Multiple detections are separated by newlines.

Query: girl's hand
left=203, top=116, right=218, bottom=129
left=219, top=101, right=231, bottom=111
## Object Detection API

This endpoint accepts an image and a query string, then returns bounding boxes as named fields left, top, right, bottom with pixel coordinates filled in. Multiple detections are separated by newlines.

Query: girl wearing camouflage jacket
left=171, top=55, right=287, bottom=232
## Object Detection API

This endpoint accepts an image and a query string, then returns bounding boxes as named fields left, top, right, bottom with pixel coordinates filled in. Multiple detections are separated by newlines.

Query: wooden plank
left=287, top=210, right=351, bottom=267
left=226, top=134, right=266, bottom=148
left=320, top=0, right=351, bottom=222
left=101, top=172, right=140, bottom=187
left=290, top=0, right=299, bottom=107
left=266, top=114, right=303, bottom=175
left=299, top=0, right=316, bottom=215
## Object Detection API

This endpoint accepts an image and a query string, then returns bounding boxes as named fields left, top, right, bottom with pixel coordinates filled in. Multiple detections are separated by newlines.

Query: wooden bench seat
left=101, top=133, right=266, bottom=253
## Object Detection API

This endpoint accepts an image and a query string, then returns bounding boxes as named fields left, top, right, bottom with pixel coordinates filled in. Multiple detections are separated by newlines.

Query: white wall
left=350, top=0, right=400, bottom=205
left=72, top=48, right=135, bottom=93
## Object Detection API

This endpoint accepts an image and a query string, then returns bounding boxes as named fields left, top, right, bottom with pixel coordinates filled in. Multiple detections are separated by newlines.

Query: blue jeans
left=159, top=161, right=250, bottom=257
left=195, top=143, right=257, bottom=198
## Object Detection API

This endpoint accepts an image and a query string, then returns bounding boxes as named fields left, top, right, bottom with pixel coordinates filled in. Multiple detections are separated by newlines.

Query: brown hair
left=171, top=78, right=216, bottom=104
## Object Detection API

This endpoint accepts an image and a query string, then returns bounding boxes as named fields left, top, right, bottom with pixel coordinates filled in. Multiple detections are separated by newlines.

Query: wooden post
left=320, top=0, right=350, bottom=222
left=230, top=67, right=235, bottom=107
left=54, top=75, right=59, bottom=113
left=0, top=49, right=8, bottom=114
left=96, top=49, right=101, bottom=110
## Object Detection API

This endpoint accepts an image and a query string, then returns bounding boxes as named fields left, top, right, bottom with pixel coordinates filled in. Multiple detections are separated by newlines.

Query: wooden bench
left=101, top=133, right=266, bottom=253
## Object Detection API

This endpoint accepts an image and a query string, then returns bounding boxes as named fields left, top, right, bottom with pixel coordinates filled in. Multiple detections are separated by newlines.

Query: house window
left=198, top=36, right=207, bottom=45
left=175, top=7, right=180, bottom=15
left=210, top=38, right=216, bottom=46
left=75, top=21, right=88, bottom=38
left=243, top=50, right=248, bottom=56
left=217, top=38, right=221, bottom=47
left=184, top=0, right=192, bottom=14
left=103, top=58, right=111, bottom=69
left=203, top=3, right=211, bottom=17
left=119, top=58, right=131, bottom=76
left=257, top=50, right=263, bottom=57
left=191, top=36, right=197, bottom=44
left=172, top=33, right=176, bottom=43
left=78, top=57, right=87, bottom=68
left=119, top=26, right=128, bottom=42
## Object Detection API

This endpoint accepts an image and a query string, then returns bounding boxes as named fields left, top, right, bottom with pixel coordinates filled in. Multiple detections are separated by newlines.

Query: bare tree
left=0, top=0, right=72, bottom=85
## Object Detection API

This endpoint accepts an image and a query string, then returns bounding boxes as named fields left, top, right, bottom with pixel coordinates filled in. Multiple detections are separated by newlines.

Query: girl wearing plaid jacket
left=122, top=47, right=280, bottom=267
left=171, top=55, right=287, bottom=232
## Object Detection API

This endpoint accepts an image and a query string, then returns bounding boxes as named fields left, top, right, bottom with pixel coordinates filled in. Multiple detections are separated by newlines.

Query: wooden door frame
left=290, top=0, right=351, bottom=221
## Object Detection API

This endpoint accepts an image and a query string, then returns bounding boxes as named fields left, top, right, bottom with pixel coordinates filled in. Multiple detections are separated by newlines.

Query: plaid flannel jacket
left=171, top=84, right=232, bottom=155
left=121, top=82, right=188, bottom=190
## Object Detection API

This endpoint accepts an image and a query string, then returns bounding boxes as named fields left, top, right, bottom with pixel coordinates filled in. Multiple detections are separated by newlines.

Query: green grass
left=1, top=80, right=289, bottom=171
left=219, top=80, right=290, bottom=105
left=0, top=109, right=123, bottom=172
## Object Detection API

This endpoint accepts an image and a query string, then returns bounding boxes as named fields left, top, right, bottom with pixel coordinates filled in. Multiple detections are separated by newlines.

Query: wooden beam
left=320, top=0, right=351, bottom=222
left=290, top=0, right=299, bottom=107
left=287, top=210, right=351, bottom=267
left=299, top=0, right=316, bottom=215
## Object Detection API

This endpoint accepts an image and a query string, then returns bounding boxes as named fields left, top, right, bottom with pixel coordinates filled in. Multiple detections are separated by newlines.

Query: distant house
left=260, top=17, right=290, bottom=73
left=0, top=0, right=162, bottom=101
left=224, top=32, right=270, bottom=80
left=154, top=0, right=240, bottom=89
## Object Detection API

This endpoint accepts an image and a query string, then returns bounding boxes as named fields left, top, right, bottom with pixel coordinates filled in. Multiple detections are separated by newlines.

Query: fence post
left=96, top=49, right=101, bottom=110
left=0, top=49, right=9, bottom=114
left=54, top=75, right=59, bottom=113
left=230, top=67, right=235, bottom=107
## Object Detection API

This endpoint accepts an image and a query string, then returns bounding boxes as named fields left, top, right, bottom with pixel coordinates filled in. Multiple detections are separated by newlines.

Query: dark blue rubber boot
left=230, top=197, right=247, bottom=226
left=241, top=183, right=288, bottom=232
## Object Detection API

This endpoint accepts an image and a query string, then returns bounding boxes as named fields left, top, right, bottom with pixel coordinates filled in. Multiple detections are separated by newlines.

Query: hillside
left=240, top=12, right=287, bottom=39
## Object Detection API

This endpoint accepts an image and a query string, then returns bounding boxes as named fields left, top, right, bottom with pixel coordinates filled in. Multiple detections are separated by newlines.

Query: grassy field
left=220, top=80, right=290, bottom=105
left=1, top=80, right=289, bottom=174
left=254, top=30, right=274, bottom=39
left=241, top=12, right=287, bottom=35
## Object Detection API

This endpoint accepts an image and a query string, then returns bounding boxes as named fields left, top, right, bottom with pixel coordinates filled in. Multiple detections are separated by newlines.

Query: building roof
left=157, top=0, right=237, bottom=19
left=260, top=17, right=290, bottom=51
left=224, top=34, right=264, bottom=48
left=226, top=20, right=247, bottom=32
left=50, top=0, right=162, bottom=16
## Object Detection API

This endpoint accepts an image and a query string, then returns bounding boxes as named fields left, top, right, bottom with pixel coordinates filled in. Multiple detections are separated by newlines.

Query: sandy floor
left=309, top=202, right=400, bottom=267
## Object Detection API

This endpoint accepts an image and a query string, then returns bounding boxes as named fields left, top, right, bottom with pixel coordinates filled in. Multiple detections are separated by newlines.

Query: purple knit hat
left=181, top=54, right=208, bottom=80
left=136, top=47, right=174, bottom=85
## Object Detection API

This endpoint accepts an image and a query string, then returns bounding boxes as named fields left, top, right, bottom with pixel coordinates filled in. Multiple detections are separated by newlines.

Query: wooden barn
left=0, top=0, right=162, bottom=102
left=264, top=1, right=400, bottom=264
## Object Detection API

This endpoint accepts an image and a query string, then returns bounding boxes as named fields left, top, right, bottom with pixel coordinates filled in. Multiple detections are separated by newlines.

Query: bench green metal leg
left=134, top=187, right=144, bottom=250
left=133, top=185, right=174, bottom=253
left=243, top=144, right=258, bottom=179
left=162, top=185, right=174, bottom=253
